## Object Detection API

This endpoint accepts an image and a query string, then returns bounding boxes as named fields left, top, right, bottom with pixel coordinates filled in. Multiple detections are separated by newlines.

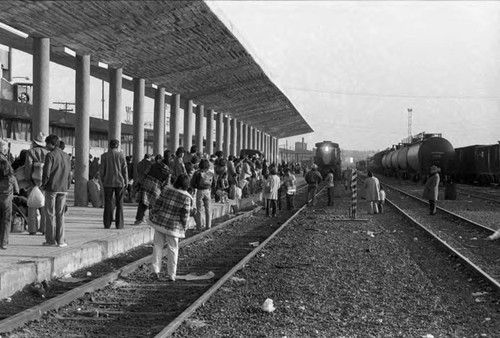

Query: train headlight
left=324, top=146, right=329, bottom=152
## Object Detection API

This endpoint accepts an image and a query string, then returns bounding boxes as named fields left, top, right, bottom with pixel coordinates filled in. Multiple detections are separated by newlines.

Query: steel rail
left=383, top=182, right=496, bottom=234
left=155, top=187, right=323, bottom=337
left=385, top=196, right=500, bottom=293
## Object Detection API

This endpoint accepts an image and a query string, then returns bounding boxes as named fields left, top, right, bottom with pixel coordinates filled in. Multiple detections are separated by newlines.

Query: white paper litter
left=262, top=298, right=275, bottom=313
left=59, top=277, right=87, bottom=283
left=366, top=231, right=375, bottom=237
left=472, top=291, right=488, bottom=297
left=176, top=271, right=215, bottom=281
left=249, top=241, right=259, bottom=247
left=185, top=319, right=207, bottom=329
left=230, top=276, right=246, bottom=284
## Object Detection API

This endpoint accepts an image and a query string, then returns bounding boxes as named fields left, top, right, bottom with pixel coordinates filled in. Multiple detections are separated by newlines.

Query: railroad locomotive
left=368, top=133, right=455, bottom=181
left=314, top=141, right=341, bottom=180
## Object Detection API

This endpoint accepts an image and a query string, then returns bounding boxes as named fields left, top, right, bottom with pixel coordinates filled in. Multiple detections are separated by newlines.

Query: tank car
left=314, top=141, right=341, bottom=179
left=367, top=149, right=391, bottom=175
left=455, top=142, right=500, bottom=184
left=382, top=133, right=455, bottom=180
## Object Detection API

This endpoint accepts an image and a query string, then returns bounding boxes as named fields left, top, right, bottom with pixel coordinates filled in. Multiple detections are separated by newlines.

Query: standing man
left=304, top=164, right=323, bottom=206
left=25, top=132, right=49, bottom=235
left=100, top=139, right=128, bottom=229
left=423, top=165, right=440, bottom=215
left=42, top=135, right=71, bottom=247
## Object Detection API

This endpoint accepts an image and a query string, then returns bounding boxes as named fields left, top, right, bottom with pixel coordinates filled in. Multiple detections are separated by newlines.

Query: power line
left=283, top=86, right=500, bottom=100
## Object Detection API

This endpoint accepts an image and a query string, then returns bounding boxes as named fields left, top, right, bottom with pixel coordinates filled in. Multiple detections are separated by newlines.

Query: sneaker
left=42, top=242, right=56, bottom=246
left=0, top=246, right=6, bottom=250
left=58, top=243, right=68, bottom=247
left=166, top=275, right=175, bottom=282
left=134, top=220, right=144, bottom=225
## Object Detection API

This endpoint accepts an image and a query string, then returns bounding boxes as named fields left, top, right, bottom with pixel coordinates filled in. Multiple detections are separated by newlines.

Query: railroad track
left=0, top=184, right=314, bottom=337
left=382, top=183, right=500, bottom=293
left=457, top=185, right=500, bottom=204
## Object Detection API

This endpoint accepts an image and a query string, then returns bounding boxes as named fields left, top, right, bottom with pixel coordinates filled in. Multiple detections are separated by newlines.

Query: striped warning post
left=351, top=170, right=358, bottom=219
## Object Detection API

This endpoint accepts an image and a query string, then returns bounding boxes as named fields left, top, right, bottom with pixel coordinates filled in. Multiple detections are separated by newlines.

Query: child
left=0, top=158, right=19, bottom=249
left=378, top=186, right=386, bottom=214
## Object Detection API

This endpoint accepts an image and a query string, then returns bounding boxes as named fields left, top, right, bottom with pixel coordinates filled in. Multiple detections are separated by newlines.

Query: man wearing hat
left=304, top=164, right=323, bottom=206
left=423, top=165, right=440, bottom=215
left=25, top=132, right=49, bottom=235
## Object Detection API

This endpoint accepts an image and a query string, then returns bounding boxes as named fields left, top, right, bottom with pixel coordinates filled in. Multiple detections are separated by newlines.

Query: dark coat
left=423, top=173, right=440, bottom=201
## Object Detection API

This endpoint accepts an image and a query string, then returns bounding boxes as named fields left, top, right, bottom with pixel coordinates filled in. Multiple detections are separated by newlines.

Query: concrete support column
left=272, top=137, right=277, bottom=164
left=260, top=131, right=265, bottom=153
left=183, top=100, right=194, bottom=150
left=74, top=54, right=90, bottom=207
left=169, top=94, right=181, bottom=153
left=249, top=127, right=254, bottom=150
left=255, top=130, right=260, bottom=152
left=153, top=87, right=165, bottom=156
left=253, top=128, right=258, bottom=150
left=195, top=105, right=205, bottom=154
left=230, top=118, right=237, bottom=156
left=108, top=68, right=123, bottom=141
left=206, top=109, right=215, bottom=155
left=133, top=78, right=145, bottom=181
left=223, top=115, right=231, bottom=156
left=242, top=123, right=247, bottom=151
left=236, top=120, right=243, bottom=155
left=32, top=37, right=50, bottom=137
left=275, top=137, right=279, bottom=164
left=215, top=112, right=223, bottom=153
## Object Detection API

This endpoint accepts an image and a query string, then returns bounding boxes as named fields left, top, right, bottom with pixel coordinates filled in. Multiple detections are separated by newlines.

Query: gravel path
left=173, top=186, right=500, bottom=338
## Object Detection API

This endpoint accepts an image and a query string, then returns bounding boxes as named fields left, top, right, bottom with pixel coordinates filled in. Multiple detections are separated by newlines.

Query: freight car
left=369, top=133, right=455, bottom=181
left=314, top=141, right=341, bottom=180
left=454, top=142, right=500, bottom=184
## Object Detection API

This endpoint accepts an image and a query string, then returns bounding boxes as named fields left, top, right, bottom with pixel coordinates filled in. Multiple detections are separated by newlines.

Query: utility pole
left=407, top=108, right=413, bottom=138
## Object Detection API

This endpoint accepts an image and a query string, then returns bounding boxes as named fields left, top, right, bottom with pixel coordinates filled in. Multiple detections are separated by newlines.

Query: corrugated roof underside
left=0, top=0, right=313, bottom=138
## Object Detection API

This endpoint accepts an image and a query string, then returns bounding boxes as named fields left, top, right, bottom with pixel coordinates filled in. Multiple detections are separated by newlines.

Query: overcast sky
left=8, top=1, right=500, bottom=152
left=208, top=1, right=500, bottom=151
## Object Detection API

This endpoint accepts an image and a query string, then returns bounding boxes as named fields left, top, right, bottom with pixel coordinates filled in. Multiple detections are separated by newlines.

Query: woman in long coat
left=423, top=165, right=440, bottom=215
left=364, top=171, right=380, bottom=214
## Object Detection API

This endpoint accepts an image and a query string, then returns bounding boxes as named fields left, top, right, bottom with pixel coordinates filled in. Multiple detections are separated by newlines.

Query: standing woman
left=0, top=158, right=19, bottom=249
left=325, top=168, right=335, bottom=207
left=364, top=171, right=380, bottom=214
left=148, top=174, right=193, bottom=281
left=171, top=147, right=186, bottom=184
left=423, top=165, right=440, bottom=215
left=265, top=166, right=281, bottom=217
left=282, top=168, right=297, bottom=210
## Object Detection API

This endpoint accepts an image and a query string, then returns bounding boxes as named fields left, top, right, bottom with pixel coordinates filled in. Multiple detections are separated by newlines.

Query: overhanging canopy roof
left=0, top=0, right=313, bottom=139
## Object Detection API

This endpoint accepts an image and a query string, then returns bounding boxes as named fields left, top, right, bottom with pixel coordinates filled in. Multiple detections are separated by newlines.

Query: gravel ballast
left=173, top=187, right=500, bottom=338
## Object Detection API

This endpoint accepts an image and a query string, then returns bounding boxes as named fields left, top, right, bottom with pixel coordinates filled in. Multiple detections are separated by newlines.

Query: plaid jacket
left=148, top=186, right=193, bottom=238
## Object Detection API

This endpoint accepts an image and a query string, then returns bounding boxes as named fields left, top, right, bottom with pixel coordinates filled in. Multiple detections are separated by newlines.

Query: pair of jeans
left=0, top=196, right=12, bottom=247
left=135, top=202, right=148, bottom=222
left=195, top=189, right=211, bottom=230
left=152, top=230, right=179, bottom=279
left=44, top=192, right=67, bottom=245
left=327, top=187, right=335, bottom=206
left=266, top=199, right=277, bottom=216
left=104, top=187, right=124, bottom=229
left=307, top=185, right=317, bottom=205
left=286, top=193, right=295, bottom=210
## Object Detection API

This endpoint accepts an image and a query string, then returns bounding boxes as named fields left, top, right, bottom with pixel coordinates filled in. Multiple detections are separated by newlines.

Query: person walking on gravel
left=364, top=171, right=380, bottom=214
left=148, top=174, right=193, bottom=281
left=423, top=165, right=440, bottom=215
left=304, top=164, right=323, bottom=206
left=191, top=159, right=214, bottom=230
left=325, top=168, right=335, bottom=207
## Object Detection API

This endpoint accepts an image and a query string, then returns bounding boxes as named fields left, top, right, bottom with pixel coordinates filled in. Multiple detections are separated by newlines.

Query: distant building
left=295, top=137, right=308, bottom=151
